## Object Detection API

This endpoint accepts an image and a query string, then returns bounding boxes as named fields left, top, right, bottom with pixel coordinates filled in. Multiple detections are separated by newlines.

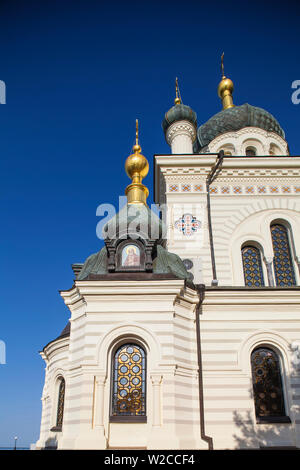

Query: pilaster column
left=94, top=375, right=106, bottom=429
left=264, top=257, right=275, bottom=287
left=151, top=374, right=162, bottom=427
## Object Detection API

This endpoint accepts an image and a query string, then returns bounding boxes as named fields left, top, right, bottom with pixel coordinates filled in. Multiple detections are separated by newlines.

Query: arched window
left=110, top=343, right=146, bottom=422
left=270, top=223, right=296, bottom=286
left=218, top=144, right=235, bottom=156
left=242, top=245, right=264, bottom=287
left=269, top=143, right=281, bottom=156
left=245, top=146, right=257, bottom=156
left=56, top=377, right=65, bottom=429
left=251, top=347, right=289, bottom=423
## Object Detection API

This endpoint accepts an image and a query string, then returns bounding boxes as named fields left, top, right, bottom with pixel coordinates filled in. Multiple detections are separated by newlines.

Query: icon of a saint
left=122, top=245, right=140, bottom=267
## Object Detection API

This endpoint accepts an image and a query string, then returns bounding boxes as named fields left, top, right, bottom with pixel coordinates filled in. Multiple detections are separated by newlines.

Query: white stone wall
left=201, top=289, right=300, bottom=449
left=36, top=280, right=210, bottom=450
left=35, top=337, right=69, bottom=449
left=154, top=155, right=300, bottom=286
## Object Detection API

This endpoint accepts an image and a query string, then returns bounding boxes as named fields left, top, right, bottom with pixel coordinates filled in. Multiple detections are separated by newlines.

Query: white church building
left=35, top=68, right=300, bottom=450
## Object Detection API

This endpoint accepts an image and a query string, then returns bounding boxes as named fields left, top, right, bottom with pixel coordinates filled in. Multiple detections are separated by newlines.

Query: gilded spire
left=124, top=119, right=149, bottom=205
left=217, top=52, right=234, bottom=110
left=174, top=77, right=182, bottom=105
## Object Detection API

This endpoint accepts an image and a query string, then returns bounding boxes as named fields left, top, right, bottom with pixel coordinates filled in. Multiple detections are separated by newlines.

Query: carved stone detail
left=166, top=121, right=197, bottom=145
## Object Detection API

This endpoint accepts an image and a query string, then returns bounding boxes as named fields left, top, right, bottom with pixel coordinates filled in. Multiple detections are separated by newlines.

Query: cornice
left=155, top=155, right=300, bottom=170
left=203, top=287, right=300, bottom=305
left=74, top=279, right=185, bottom=296
left=41, top=335, right=70, bottom=361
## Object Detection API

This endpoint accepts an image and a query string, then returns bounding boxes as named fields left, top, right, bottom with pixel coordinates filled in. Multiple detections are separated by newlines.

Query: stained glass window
left=56, top=378, right=65, bottom=429
left=251, top=347, right=286, bottom=420
left=271, top=224, right=296, bottom=286
left=111, top=344, right=146, bottom=420
left=242, top=246, right=264, bottom=287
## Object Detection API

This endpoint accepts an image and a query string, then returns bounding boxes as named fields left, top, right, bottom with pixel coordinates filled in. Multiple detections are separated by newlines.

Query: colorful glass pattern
left=111, top=344, right=146, bottom=417
left=242, top=246, right=264, bottom=287
left=271, top=224, right=296, bottom=286
left=251, top=347, right=286, bottom=419
left=56, top=378, right=65, bottom=428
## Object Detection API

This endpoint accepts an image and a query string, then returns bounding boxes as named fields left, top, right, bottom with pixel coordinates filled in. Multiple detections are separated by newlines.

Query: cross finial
left=135, top=119, right=139, bottom=146
left=175, top=77, right=181, bottom=105
left=221, top=52, right=225, bottom=79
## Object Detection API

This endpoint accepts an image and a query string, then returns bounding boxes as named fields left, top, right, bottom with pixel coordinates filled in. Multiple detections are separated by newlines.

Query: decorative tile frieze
left=167, top=181, right=300, bottom=195
left=169, top=184, right=179, bottom=192
left=209, top=186, right=218, bottom=194
left=282, top=186, right=291, bottom=193
left=257, top=186, right=266, bottom=193
left=233, top=186, right=242, bottom=194
left=245, top=186, right=254, bottom=194
left=182, top=184, right=191, bottom=192
left=221, top=186, right=230, bottom=194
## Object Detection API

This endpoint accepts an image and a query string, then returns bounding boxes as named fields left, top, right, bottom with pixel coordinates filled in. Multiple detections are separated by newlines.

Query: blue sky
left=0, top=0, right=299, bottom=447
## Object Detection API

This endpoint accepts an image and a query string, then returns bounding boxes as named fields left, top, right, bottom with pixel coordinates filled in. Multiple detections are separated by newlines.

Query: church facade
left=35, top=70, right=300, bottom=450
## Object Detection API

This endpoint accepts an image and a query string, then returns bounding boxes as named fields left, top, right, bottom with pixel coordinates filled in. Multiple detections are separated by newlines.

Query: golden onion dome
left=125, top=145, right=149, bottom=184
left=217, top=77, right=234, bottom=99
left=218, top=53, right=234, bottom=110
left=124, top=120, right=149, bottom=205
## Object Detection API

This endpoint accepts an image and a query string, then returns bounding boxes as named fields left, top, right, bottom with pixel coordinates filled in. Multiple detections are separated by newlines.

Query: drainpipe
left=195, top=284, right=213, bottom=450
left=206, top=150, right=224, bottom=286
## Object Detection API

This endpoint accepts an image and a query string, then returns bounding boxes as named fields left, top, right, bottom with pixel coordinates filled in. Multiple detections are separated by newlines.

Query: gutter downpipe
left=206, top=150, right=225, bottom=286
left=195, top=283, right=213, bottom=450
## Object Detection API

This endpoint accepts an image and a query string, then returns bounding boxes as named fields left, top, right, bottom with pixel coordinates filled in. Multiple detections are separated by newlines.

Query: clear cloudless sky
left=0, top=0, right=299, bottom=448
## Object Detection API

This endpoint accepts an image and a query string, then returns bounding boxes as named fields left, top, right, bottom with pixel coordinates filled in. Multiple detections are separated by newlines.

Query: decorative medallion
left=174, top=214, right=201, bottom=236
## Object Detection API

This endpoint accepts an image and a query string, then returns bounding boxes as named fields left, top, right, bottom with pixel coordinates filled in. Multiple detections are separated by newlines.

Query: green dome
left=103, top=203, right=165, bottom=240
left=162, top=103, right=197, bottom=135
left=196, top=103, right=285, bottom=151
